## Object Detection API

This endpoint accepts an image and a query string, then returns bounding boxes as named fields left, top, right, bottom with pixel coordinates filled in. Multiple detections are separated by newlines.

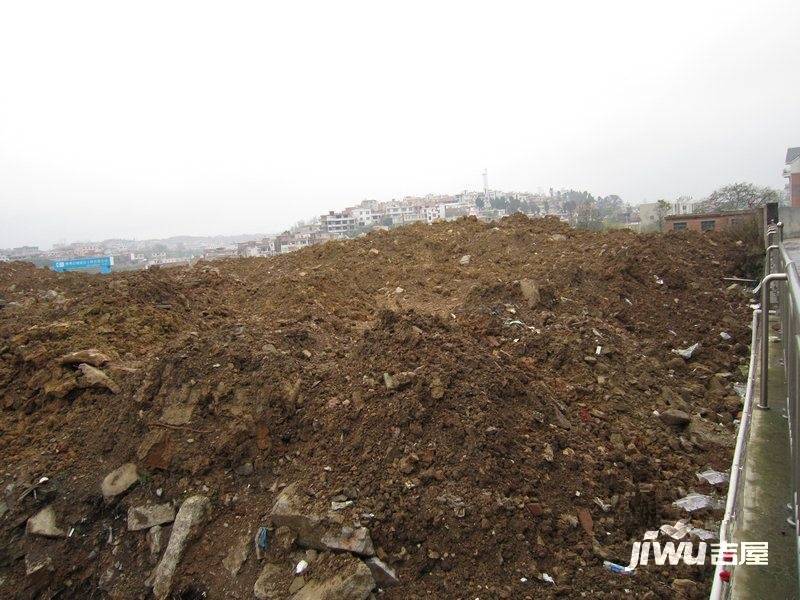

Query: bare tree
left=700, top=182, right=781, bottom=212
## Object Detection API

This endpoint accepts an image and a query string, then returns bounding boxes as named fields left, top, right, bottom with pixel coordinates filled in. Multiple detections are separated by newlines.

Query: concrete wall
left=778, top=205, right=800, bottom=240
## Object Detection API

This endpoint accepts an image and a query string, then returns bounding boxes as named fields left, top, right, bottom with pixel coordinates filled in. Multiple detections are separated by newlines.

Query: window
left=701, top=220, right=715, bottom=231
left=673, top=222, right=687, bottom=231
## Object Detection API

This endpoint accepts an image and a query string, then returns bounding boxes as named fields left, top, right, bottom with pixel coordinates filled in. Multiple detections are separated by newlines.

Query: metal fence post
left=759, top=272, right=788, bottom=408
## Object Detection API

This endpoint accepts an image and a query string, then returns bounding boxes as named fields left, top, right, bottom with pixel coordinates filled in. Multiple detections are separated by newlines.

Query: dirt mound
left=0, top=215, right=753, bottom=599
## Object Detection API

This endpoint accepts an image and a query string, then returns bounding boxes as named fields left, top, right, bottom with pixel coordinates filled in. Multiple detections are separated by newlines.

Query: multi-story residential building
left=237, top=239, right=276, bottom=257
left=421, top=205, right=446, bottom=223
left=786, top=147, right=800, bottom=207
left=320, top=210, right=357, bottom=235
left=639, top=199, right=698, bottom=231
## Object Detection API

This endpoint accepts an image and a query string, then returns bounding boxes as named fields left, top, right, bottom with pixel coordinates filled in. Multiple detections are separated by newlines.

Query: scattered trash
left=603, top=560, right=633, bottom=575
left=18, top=476, right=50, bottom=501
left=331, top=500, right=353, bottom=511
left=697, top=469, right=729, bottom=486
left=654, top=276, right=664, bottom=285
left=295, top=559, right=308, bottom=575
left=254, top=526, right=269, bottom=559
left=595, top=345, right=602, bottom=356
left=672, top=343, right=701, bottom=360
left=720, top=331, right=732, bottom=341
left=660, top=520, right=690, bottom=539
left=593, top=497, right=611, bottom=512
left=673, top=493, right=724, bottom=512
left=643, top=530, right=659, bottom=541
left=659, top=519, right=718, bottom=541
left=539, top=573, right=555, bottom=584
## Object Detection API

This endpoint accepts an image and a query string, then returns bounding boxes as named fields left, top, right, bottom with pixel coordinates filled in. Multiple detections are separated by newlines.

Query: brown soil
left=0, top=215, right=754, bottom=599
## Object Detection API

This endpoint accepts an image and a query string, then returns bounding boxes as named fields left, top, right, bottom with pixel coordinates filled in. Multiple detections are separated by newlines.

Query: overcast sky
left=1, top=1, right=799, bottom=249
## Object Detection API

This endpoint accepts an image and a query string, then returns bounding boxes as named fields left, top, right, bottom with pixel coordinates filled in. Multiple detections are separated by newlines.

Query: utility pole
left=482, top=169, right=489, bottom=207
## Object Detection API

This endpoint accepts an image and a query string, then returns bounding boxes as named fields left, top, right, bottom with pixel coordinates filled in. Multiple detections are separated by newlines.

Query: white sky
left=1, top=0, right=799, bottom=249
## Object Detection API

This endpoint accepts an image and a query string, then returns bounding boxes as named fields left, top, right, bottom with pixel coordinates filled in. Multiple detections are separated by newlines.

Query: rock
left=26, top=505, right=64, bottom=538
left=673, top=343, right=701, bottom=360
left=291, top=554, right=375, bottom=600
left=271, top=484, right=374, bottom=555
left=550, top=234, right=567, bottom=242
left=383, top=371, right=414, bottom=391
left=542, top=443, right=554, bottom=462
left=235, top=461, right=254, bottom=476
left=222, top=531, right=251, bottom=576
left=77, top=363, right=120, bottom=394
left=365, top=557, right=399, bottom=588
left=58, top=349, right=110, bottom=367
left=43, top=374, right=78, bottom=399
left=576, top=508, right=593, bottom=536
left=398, top=454, right=418, bottom=475
left=147, top=525, right=163, bottom=562
left=275, top=525, right=298, bottom=552
left=127, top=503, right=176, bottom=531
left=137, top=430, right=174, bottom=470
left=662, top=387, right=689, bottom=412
left=25, top=552, right=53, bottom=576
left=270, top=483, right=325, bottom=548
left=151, top=495, right=212, bottom=600
left=660, top=409, right=692, bottom=427
left=459, top=255, right=471, bottom=266
left=430, top=377, right=445, bottom=400
left=161, top=404, right=193, bottom=426
left=254, top=564, right=283, bottom=600
left=519, top=278, right=540, bottom=308
left=320, top=526, right=375, bottom=556
left=290, top=577, right=307, bottom=593
left=101, top=463, right=139, bottom=500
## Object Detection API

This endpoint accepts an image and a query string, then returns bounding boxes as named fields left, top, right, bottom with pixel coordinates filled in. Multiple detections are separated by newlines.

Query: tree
left=475, top=196, right=485, bottom=210
left=655, top=199, right=671, bottom=232
left=701, top=182, right=781, bottom=212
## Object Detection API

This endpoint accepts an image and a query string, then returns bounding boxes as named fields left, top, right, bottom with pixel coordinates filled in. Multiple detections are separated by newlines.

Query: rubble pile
left=0, top=215, right=754, bottom=598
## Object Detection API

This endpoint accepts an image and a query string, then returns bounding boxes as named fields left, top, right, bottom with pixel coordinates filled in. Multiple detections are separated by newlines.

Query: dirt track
left=0, top=215, right=754, bottom=599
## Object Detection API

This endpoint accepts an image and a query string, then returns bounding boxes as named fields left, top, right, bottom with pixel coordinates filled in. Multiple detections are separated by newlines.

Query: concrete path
left=731, top=321, right=798, bottom=599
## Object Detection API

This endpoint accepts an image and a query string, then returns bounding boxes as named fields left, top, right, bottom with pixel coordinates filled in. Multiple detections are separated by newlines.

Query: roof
left=664, top=209, right=757, bottom=221
left=787, top=147, right=800, bottom=164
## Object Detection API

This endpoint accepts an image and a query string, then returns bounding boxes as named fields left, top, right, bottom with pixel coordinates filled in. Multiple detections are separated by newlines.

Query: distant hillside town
left=1, top=171, right=790, bottom=271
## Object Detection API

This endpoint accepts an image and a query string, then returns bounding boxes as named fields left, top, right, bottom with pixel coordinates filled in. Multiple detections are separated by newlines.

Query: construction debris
left=0, top=215, right=755, bottom=597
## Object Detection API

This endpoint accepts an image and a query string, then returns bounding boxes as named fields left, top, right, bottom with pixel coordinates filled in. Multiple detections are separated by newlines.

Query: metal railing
left=710, top=221, right=798, bottom=597
left=709, top=309, right=761, bottom=597
left=775, top=238, right=800, bottom=587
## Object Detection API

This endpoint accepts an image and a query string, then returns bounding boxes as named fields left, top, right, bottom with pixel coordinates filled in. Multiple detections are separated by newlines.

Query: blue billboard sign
left=52, top=256, right=114, bottom=274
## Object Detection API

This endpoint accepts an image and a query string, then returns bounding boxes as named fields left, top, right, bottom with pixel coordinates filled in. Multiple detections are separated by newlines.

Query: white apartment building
left=320, top=211, right=357, bottom=234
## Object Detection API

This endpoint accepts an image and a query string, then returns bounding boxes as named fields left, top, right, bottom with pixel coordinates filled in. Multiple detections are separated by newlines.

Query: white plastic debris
left=720, top=331, right=732, bottom=341
left=595, top=345, right=602, bottom=355
left=690, top=527, right=717, bottom=541
left=660, top=520, right=690, bottom=539
left=672, top=343, right=701, bottom=360
left=697, top=469, right=729, bottom=486
left=593, top=497, right=611, bottom=512
left=659, top=519, right=717, bottom=541
left=541, top=573, right=555, bottom=584
left=643, top=530, right=659, bottom=541
left=295, top=559, right=308, bottom=575
left=655, top=276, right=664, bottom=285
left=331, top=500, right=353, bottom=510
left=673, top=493, right=724, bottom=512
